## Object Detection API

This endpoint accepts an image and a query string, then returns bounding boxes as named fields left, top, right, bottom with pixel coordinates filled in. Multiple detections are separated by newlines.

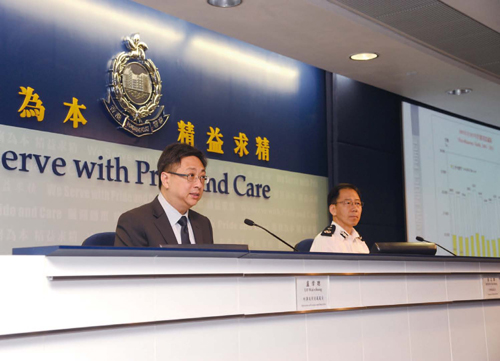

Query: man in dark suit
left=114, top=143, right=213, bottom=247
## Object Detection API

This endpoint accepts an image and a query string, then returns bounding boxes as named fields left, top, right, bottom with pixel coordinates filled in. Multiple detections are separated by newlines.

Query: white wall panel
left=446, top=275, right=482, bottom=301
left=154, top=256, right=240, bottom=275
left=361, top=308, right=411, bottom=361
left=0, top=256, right=49, bottom=335
left=405, top=261, right=446, bottom=273
left=239, top=316, right=307, bottom=361
left=407, top=275, right=447, bottom=303
left=362, top=308, right=411, bottom=361
left=444, top=261, right=480, bottom=273
left=45, top=256, right=156, bottom=276
left=0, top=335, right=45, bottom=360
left=408, top=306, right=452, bottom=361
left=483, top=302, right=500, bottom=361
left=359, top=260, right=405, bottom=273
left=303, top=259, right=360, bottom=273
left=479, top=262, right=500, bottom=272
left=45, top=278, right=157, bottom=330
left=239, top=277, right=296, bottom=314
left=155, top=319, right=240, bottom=361
left=1, top=255, right=499, bottom=361
left=46, top=326, right=155, bottom=361
left=329, top=276, right=362, bottom=308
left=238, top=258, right=305, bottom=274
left=154, top=277, right=239, bottom=320
left=360, top=276, right=407, bottom=306
left=306, top=311, right=364, bottom=361
left=448, top=304, right=488, bottom=361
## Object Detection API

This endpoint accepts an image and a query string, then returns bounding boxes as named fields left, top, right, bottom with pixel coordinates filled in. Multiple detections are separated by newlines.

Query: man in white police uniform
left=310, top=183, right=369, bottom=253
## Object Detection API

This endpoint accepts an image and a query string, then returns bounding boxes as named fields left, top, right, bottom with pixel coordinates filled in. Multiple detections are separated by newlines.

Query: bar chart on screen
left=441, top=158, right=500, bottom=257
left=403, top=102, right=500, bottom=257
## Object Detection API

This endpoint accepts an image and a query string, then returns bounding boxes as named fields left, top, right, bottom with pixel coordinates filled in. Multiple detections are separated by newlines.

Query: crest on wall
left=103, top=34, right=169, bottom=137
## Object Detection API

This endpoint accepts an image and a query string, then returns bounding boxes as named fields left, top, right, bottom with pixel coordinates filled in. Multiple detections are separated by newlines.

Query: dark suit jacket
left=114, top=197, right=214, bottom=247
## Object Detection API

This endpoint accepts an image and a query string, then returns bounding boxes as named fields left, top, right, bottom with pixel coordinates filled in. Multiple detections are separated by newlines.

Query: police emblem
left=103, top=34, right=169, bottom=137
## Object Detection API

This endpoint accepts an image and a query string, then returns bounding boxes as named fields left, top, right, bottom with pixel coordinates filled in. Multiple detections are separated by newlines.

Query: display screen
left=402, top=102, right=500, bottom=257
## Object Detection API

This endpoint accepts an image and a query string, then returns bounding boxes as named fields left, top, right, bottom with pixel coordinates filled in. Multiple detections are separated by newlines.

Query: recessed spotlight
left=349, top=53, right=378, bottom=61
left=207, top=0, right=242, bottom=7
left=447, top=88, right=472, bottom=95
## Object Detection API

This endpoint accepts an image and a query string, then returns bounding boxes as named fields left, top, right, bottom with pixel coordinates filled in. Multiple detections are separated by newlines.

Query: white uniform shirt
left=310, top=221, right=369, bottom=254
left=157, top=193, right=196, bottom=244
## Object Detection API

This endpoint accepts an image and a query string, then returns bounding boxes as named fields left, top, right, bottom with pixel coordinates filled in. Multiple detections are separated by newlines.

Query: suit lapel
left=152, top=197, right=177, bottom=245
left=189, top=212, right=203, bottom=244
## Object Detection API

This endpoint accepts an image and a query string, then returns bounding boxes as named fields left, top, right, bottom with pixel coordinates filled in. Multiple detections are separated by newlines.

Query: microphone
left=244, top=219, right=255, bottom=226
left=244, top=219, right=297, bottom=251
left=416, top=236, right=457, bottom=256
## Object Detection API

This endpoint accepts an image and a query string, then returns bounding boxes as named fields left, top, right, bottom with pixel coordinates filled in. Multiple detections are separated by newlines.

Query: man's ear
left=329, top=204, right=336, bottom=217
left=160, top=172, right=169, bottom=190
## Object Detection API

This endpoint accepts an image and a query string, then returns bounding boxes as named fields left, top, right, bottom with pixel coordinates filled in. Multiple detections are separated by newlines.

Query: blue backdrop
left=0, top=0, right=327, bottom=176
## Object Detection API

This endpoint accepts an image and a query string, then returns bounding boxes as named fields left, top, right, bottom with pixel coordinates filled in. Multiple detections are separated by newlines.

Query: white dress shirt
left=157, top=193, right=196, bottom=244
left=310, top=221, right=369, bottom=253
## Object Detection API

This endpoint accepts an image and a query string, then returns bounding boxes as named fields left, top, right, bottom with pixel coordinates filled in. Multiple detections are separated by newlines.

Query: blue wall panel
left=0, top=0, right=327, bottom=176
left=330, top=75, right=405, bottom=246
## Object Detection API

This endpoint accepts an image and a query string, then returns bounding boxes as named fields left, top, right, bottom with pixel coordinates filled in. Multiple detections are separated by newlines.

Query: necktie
left=178, top=216, right=191, bottom=244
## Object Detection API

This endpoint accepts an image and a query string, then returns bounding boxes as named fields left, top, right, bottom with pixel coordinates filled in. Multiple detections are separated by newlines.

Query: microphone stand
left=416, top=236, right=457, bottom=256
left=245, top=219, right=297, bottom=251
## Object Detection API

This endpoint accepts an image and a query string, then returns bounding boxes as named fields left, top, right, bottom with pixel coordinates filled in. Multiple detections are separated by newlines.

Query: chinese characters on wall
left=179, top=121, right=270, bottom=162
left=18, top=86, right=270, bottom=161
left=18, top=86, right=88, bottom=128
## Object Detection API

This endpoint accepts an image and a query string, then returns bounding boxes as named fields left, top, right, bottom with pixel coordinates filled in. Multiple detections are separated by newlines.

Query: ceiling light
left=207, top=0, right=242, bottom=7
left=349, top=53, right=378, bottom=61
left=447, top=88, right=472, bottom=95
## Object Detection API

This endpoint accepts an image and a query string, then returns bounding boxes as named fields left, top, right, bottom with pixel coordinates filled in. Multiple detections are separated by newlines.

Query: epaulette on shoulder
left=321, top=224, right=336, bottom=237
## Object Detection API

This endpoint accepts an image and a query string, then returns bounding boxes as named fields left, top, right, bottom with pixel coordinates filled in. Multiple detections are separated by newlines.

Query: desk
left=2, top=247, right=500, bottom=361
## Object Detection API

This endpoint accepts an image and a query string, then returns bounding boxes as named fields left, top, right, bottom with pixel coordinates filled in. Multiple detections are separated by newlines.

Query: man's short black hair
left=327, top=183, right=361, bottom=207
left=157, top=143, right=207, bottom=189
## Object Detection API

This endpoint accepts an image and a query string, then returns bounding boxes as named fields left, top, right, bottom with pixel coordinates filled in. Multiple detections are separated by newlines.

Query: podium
left=2, top=246, right=500, bottom=361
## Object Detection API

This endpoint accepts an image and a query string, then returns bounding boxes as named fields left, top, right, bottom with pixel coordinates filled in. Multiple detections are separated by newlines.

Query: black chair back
left=295, top=238, right=314, bottom=252
left=82, top=232, right=116, bottom=246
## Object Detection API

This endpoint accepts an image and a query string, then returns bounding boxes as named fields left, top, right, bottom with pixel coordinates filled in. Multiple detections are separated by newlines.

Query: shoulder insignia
left=340, top=231, right=349, bottom=239
left=321, top=224, right=336, bottom=237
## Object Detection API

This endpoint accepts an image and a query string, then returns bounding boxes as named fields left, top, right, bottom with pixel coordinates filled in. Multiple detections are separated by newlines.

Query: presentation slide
left=402, top=102, right=500, bottom=257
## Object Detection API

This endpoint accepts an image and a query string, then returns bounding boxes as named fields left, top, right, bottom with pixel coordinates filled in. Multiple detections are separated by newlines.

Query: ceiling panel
left=134, top=0, right=500, bottom=127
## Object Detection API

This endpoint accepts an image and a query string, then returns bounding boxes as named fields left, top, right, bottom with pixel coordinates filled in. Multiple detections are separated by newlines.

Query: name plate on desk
left=482, top=276, right=500, bottom=299
left=296, top=276, right=328, bottom=311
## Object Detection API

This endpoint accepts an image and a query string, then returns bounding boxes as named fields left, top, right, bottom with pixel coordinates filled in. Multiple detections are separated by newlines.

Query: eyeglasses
left=334, top=200, right=364, bottom=208
left=167, top=172, right=209, bottom=183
